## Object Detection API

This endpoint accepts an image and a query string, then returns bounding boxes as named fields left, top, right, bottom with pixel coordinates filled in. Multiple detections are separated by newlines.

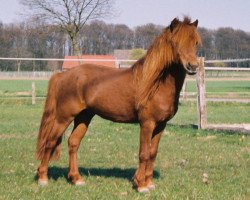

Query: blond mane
left=134, top=17, right=201, bottom=107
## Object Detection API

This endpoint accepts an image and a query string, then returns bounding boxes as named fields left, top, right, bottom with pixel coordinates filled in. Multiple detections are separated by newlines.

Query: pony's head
left=135, top=17, right=202, bottom=107
left=170, top=17, right=201, bottom=75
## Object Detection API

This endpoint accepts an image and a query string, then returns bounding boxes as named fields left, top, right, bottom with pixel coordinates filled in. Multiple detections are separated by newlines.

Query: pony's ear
left=191, top=19, right=199, bottom=27
left=170, top=18, right=179, bottom=32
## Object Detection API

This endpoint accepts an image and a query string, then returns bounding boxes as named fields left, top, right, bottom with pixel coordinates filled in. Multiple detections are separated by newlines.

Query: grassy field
left=0, top=79, right=249, bottom=199
left=0, top=80, right=48, bottom=97
left=186, top=80, right=250, bottom=93
left=185, top=79, right=250, bottom=99
left=0, top=99, right=249, bottom=199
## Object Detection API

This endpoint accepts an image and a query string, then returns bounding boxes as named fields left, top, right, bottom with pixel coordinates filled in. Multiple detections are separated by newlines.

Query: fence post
left=181, top=79, right=187, bottom=100
left=196, top=57, right=207, bottom=129
left=32, top=82, right=36, bottom=105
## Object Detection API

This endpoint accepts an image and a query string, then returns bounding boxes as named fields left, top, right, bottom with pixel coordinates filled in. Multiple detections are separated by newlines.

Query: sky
left=0, top=0, right=250, bottom=32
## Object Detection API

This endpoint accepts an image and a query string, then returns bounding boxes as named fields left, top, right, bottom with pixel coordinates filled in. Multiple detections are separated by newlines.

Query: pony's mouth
left=185, top=64, right=198, bottom=75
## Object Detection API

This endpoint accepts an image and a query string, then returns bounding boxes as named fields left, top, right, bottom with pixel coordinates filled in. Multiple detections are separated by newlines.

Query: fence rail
left=0, top=57, right=136, bottom=63
left=205, top=58, right=250, bottom=63
left=204, top=67, right=250, bottom=71
left=0, top=71, right=54, bottom=78
left=0, top=69, right=249, bottom=79
left=1, top=57, right=250, bottom=77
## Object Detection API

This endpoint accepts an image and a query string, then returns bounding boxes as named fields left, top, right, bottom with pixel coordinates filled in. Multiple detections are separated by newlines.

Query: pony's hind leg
left=37, top=120, right=70, bottom=186
left=68, top=110, right=94, bottom=185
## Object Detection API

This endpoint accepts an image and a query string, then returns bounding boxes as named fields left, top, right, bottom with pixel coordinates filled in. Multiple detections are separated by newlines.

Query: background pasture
left=0, top=79, right=249, bottom=199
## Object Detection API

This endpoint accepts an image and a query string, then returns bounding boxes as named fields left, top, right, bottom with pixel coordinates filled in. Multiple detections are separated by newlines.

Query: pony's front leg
left=145, top=122, right=166, bottom=190
left=134, top=121, right=155, bottom=193
left=68, top=112, right=93, bottom=185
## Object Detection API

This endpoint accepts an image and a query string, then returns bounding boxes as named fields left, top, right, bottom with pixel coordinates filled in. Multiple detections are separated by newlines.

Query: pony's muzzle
left=186, top=63, right=198, bottom=75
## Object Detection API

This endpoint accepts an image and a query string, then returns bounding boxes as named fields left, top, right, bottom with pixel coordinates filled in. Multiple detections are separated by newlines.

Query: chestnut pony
left=36, top=17, right=201, bottom=192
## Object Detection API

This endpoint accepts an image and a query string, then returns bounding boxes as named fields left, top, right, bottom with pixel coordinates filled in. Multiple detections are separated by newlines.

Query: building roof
left=62, top=55, right=117, bottom=70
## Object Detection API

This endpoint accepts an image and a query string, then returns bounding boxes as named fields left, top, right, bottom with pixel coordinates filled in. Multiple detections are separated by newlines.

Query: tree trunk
left=69, top=32, right=82, bottom=64
left=71, top=36, right=81, bottom=56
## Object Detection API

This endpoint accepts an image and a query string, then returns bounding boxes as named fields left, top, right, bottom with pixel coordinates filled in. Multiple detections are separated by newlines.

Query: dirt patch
left=0, top=132, right=37, bottom=139
left=197, top=135, right=217, bottom=141
left=0, top=134, right=20, bottom=139
left=16, top=91, right=31, bottom=96
left=207, top=124, right=250, bottom=134
left=241, top=147, right=250, bottom=154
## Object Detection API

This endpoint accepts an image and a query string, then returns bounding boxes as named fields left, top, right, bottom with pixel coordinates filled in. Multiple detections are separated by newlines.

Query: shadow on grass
left=168, top=123, right=247, bottom=135
left=168, top=123, right=198, bottom=130
left=36, top=167, right=160, bottom=182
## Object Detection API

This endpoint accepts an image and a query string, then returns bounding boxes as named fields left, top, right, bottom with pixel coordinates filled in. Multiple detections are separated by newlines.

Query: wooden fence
left=1, top=57, right=249, bottom=132
left=196, top=58, right=250, bottom=133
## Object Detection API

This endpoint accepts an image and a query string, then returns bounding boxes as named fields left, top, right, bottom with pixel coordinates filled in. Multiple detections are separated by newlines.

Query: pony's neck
left=167, top=63, right=187, bottom=95
left=134, top=28, right=185, bottom=107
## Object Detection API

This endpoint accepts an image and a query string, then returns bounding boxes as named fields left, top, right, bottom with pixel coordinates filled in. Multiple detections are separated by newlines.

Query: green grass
left=185, top=79, right=250, bottom=99
left=0, top=80, right=48, bottom=97
left=0, top=100, right=249, bottom=199
left=173, top=101, right=250, bottom=124
left=186, top=80, right=250, bottom=93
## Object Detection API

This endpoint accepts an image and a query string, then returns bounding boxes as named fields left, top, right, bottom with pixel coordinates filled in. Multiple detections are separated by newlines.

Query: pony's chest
left=149, top=87, right=179, bottom=122
left=153, top=101, right=178, bottom=122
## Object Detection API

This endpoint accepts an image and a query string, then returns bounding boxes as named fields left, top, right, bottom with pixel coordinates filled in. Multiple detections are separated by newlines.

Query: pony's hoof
left=38, top=179, right=48, bottom=187
left=147, top=184, right=156, bottom=190
left=137, top=187, right=150, bottom=193
left=75, top=180, right=86, bottom=186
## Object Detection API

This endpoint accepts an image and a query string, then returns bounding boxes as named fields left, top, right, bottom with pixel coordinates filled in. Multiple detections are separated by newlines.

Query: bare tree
left=8, top=23, right=32, bottom=72
left=134, top=23, right=163, bottom=49
left=20, top=0, right=115, bottom=56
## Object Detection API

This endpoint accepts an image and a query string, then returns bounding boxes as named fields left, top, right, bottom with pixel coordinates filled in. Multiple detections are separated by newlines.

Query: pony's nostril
left=185, top=63, right=198, bottom=75
left=188, top=63, right=198, bottom=71
left=187, top=63, right=193, bottom=70
left=193, top=65, right=199, bottom=70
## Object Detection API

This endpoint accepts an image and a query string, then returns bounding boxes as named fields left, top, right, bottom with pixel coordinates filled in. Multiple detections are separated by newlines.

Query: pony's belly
left=85, top=91, right=137, bottom=122
left=84, top=79, right=137, bottom=123
left=96, top=108, right=138, bottom=123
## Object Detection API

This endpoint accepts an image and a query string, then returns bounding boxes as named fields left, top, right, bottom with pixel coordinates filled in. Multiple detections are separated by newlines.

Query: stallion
left=36, top=17, right=201, bottom=193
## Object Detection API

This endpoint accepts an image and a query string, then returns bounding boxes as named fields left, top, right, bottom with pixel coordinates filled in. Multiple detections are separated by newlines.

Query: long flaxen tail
left=36, top=73, right=61, bottom=160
